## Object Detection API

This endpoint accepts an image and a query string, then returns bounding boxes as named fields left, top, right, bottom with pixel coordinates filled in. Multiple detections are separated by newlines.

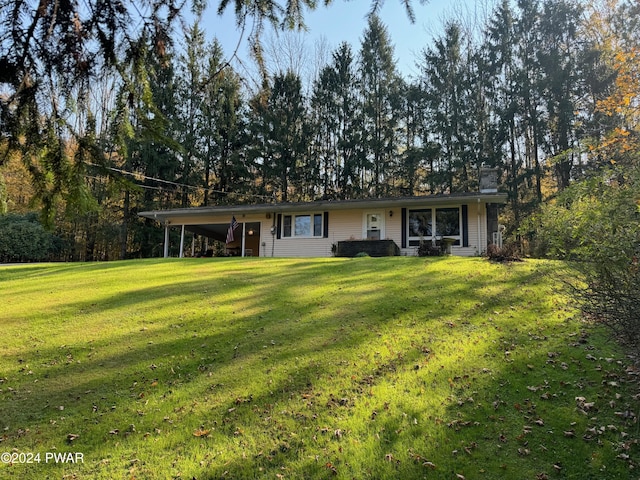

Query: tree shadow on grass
left=0, top=258, right=579, bottom=479
left=200, top=325, right=637, bottom=480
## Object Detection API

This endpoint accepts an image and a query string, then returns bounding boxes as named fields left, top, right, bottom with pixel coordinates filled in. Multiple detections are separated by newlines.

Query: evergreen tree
left=208, top=66, right=247, bottom=204
left=310, top=43, right=363, bottom=199
left=310, top=65, right=340, bottom=199
left=396, top=80, right=423, bottom=195
left=259, top=72, right=309, bottom=202
left=537, top=0, right=583, bottom=190
left=181, top=31, right=246, bottom=206
left=484, top=0, right=523, bottom=224
left=331, top=43, right=364, bottom=198
left=359, top=15, right=400, bottom=197
left=515, top=0, right=545, bottom=203
left=420, top=22, right=471, bottom=193
left=177, top=22, right=208, bottom=207
left=111, top=35, right=182, bottom=258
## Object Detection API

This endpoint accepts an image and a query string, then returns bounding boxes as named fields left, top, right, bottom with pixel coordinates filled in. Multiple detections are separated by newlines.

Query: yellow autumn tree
left=596, top=48, right=640, bottom=159
left=583, top=0, right=640, bottom=163
left=0, top=147, right=37, bottom=214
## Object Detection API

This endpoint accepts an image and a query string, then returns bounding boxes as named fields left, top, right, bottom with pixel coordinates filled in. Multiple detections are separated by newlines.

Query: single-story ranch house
left=139, top=191, right=507, bottom=258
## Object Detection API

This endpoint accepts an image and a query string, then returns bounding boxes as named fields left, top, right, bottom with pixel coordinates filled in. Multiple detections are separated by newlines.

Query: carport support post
left=179, top=224, right=185, bottom=258
left=241, top=222, right=246, bottom=257
left=163, top=223, right=170, bottom=258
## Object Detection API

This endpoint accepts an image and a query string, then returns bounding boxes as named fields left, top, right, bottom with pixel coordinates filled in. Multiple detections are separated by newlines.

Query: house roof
left=138, top=192, right=508, bottom=224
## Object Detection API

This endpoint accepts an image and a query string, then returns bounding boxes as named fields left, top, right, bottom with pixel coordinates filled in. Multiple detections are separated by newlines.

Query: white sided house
left=139, top=191, right=507, bottom=258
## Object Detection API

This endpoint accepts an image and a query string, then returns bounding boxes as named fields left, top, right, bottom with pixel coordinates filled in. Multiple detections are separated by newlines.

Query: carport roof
left=138, top=192, right=508, bottom=224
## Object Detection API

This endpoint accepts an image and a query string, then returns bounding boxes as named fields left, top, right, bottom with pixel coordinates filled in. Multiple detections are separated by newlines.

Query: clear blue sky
left=195, top=0, right=489, bottom=80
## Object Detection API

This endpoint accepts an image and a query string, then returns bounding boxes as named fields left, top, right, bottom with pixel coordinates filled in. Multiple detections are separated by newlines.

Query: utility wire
left=85, top=175, right=164, bottom=191
left=84, top=162, right=276, bottom=200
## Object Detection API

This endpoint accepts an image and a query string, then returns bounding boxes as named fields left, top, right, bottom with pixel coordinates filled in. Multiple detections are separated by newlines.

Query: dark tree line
left=1, top=0, right=637, bottom=260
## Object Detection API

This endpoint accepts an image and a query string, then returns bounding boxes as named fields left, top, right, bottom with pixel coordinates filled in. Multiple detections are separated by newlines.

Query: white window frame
left=282, top=213, right=324, bottom=238
left=407, top=207, right=462, bottom=246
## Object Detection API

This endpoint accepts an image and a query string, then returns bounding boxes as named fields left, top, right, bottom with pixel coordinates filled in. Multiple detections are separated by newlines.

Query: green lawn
left=0, top=257, right=637, bottom=479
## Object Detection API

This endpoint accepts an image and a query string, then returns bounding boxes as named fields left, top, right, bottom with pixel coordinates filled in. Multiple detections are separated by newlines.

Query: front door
left=365, top=212, right=384, bottom=240
left=244, top=222, right=261, bottom=256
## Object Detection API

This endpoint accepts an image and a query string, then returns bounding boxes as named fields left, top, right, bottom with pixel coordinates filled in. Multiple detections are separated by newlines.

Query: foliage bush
left=485, top=242, right=522, bottom=262
left=417, top=239, right=443, bottom=256
left=573, top=256, right=640, bottom=348
left=0, top=213, right=57, bottom=262
left=530, top=167, right=640, bottom=349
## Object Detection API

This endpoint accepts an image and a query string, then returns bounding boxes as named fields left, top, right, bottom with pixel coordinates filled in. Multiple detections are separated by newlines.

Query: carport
left=138, top=203, right=272, bottom=258
left=164, top=222, right=262, bottom=258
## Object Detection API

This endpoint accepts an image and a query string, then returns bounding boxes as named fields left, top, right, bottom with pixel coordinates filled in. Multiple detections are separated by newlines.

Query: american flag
left=226, top=216, right=239, bottom=244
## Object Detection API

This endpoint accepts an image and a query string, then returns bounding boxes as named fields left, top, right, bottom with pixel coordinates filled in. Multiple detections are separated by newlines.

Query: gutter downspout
left=271, top=212, right=276, bottom=257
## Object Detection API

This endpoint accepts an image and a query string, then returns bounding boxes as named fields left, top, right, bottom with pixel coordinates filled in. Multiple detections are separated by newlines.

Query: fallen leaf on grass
left=325, top=462, right=338, bottom=475
left=193, top=429, right=210, bottom=437
left=575, top=397, right=596, bottom=412
left=463, top=443, right=477, bottom=454
left=614, top=410, right=635, bottom=419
